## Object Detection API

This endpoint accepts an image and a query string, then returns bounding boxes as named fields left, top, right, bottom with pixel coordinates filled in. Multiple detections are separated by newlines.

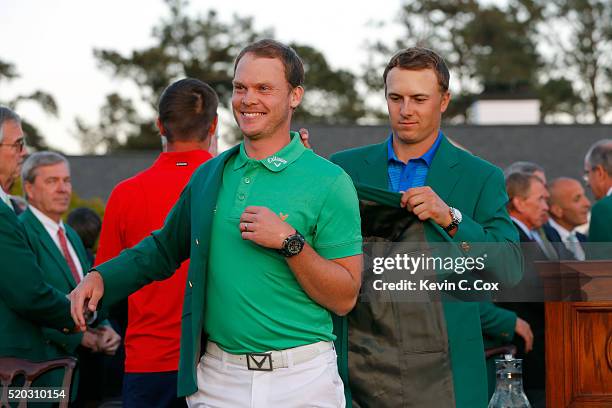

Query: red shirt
left=96, top=150, right=212, bottom=373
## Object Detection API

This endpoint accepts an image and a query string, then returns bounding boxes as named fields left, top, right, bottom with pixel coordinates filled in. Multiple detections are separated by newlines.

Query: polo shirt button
left=243, top=177, right=251, bottom=184
left=238, top=193, right=245, bottom=201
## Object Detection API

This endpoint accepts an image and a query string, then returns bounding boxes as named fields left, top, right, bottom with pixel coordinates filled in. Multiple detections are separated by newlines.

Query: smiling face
left=25, top=162, right=72, bottom=223
left=231, top=53, right=303, bottom=141
left=385, top=67, right=450, bottom=150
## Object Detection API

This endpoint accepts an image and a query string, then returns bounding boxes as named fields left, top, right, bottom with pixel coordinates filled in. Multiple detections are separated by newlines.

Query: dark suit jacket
left=330, top=136, right=523, bottom=408
left=0, top=200, right=74, bottom=361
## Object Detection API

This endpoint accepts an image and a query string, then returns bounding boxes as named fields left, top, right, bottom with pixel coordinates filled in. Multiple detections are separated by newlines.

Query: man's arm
left=239, top=172, right=363, bottom=316
left=70, top=181, right=194, bottom=330
left=0, top=208, right=75, bottom=331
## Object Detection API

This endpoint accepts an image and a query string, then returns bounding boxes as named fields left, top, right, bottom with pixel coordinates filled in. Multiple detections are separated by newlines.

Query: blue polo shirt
left=387, top=131, right=442, bottom=192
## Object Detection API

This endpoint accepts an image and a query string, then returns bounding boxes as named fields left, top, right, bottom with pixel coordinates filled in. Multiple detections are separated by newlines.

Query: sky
left=1, top=0, right=403, bottom=154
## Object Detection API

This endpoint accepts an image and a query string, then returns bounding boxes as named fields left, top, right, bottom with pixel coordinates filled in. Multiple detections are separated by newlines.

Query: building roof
left=67, top=124, right=611, bottom=203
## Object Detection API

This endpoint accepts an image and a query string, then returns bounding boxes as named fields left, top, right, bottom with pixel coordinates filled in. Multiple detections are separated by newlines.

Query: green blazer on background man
left=20, top=208, right=92, bottom=358
left=330, top=135, right=522, bottom=408
left=0, top=200, right=74, bottom=361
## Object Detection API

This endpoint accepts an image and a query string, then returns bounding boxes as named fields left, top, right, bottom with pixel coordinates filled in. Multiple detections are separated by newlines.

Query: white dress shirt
left=0, top=187, right=13, bottom=211
left=29, top=205, right=84, bottom=280
left=548, top=218, right=586, bottom=260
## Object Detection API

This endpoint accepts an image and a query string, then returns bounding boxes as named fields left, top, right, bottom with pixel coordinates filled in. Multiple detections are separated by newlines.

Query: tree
left=78, top=0, right=366, bottom=152
left=364, top=0, right=543, bottom=122
left=0, top=59, right=58, bottom=151
left=537, top=0, right=611, bottom=122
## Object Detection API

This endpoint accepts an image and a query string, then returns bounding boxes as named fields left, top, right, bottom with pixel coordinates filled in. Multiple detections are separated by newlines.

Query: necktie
left=566, top=232, right=585, bottom=261
left=58, top=227, right=81, bottom=284
left=535, top=227, right=559, bottom=261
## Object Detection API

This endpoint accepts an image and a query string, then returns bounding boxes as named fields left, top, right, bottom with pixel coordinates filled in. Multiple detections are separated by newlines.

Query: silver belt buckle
left=246, top=352, right=273, bottom=371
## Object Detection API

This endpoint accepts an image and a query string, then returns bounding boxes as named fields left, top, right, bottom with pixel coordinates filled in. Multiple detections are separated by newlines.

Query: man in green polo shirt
left=70, top=40, right=363, bottom=408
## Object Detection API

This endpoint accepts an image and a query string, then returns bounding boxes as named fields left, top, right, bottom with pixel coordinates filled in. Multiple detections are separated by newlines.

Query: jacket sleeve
left=95, top=182, right=193, bottom=308
left=450, top=168, right=524, bottom=287
left=480, top=302, right=516, bottom=344
left=0, top=207, right=74, bottom=331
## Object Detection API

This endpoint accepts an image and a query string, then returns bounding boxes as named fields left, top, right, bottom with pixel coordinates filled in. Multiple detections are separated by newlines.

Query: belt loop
left=286, top=348, right=294, bottom=368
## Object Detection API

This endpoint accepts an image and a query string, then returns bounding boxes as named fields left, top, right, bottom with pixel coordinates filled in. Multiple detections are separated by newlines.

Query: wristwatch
left=278, top=230, right=305, bottom=257
left=443, top=207, right=462, bottom=232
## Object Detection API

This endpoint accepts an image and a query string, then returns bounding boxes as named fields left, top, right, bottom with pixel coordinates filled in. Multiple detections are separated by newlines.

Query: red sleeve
left=95, top=183, right=128, bottom=266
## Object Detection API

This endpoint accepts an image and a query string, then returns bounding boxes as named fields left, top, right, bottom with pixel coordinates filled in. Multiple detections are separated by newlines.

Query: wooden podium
left=541, top=261, right=612, bottom=407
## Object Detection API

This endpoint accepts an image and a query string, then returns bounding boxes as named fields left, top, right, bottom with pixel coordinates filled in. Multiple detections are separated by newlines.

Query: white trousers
left=186, top=344, right=346, bottom=408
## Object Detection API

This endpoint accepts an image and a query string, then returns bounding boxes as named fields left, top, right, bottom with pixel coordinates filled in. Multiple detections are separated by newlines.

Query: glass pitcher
left=488, top=354, right=532, bottom=408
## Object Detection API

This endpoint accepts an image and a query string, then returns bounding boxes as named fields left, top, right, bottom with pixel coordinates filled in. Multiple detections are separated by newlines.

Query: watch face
left=452, top=208, right=462, bottom=223
left=287, top=238, right=303, bottom=255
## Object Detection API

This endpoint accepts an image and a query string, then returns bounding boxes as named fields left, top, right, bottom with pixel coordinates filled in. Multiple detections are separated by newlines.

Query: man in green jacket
left=584, top=139, right=612, bottom=259
left=0, top=106, right=76, bottom=363
left=70, top=40, right=363, bottom=407
left=19, top=151, right=121, bottom=403
left=330, top=48, right=522, bottom=408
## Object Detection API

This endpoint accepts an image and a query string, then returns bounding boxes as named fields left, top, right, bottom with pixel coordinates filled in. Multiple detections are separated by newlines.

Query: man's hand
left=95, top=326, right=122, bottom=356
left=515, top=317, right=534, bottom=353
left=69, top=271, right=105, bottom=332
left=298, top=128, right=311, bottom=149
left=239, top=206, right=295, bottom=249
left=80, top=330, right=100, bottom=352
left=400, top=187, right=452, bottom=228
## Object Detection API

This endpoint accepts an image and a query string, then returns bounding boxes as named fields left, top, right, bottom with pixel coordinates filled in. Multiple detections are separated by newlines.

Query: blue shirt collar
left=387, top=130, right=443, bottom=166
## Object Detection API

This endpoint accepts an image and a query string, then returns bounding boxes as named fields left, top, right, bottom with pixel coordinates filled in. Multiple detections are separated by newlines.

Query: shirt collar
left=154, top=149, right=213, bottom=168
left=29, top=205, right=64, bottom=234
left=0, top=187, right=11, bottom=209
left=233, top=131, right=306, bottom=172
left=511, top=216, right=534, bottom=239
left=387, top=131, right=443, bottom=166
left=548, top=218, right=572, bottom=241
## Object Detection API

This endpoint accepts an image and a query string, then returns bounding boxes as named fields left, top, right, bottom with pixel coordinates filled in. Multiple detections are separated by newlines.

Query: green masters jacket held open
left=330, top=135, right=523, bottom=408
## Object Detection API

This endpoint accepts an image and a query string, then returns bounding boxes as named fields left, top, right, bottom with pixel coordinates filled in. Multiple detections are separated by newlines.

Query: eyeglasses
left=0, top=138, right=26, bottom=153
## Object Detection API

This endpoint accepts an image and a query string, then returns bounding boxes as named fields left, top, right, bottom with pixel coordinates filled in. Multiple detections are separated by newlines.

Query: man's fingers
left=239, top=212, right=257, bottom=223
left=241, top=231, right=255, bottom=240
left=243, top=206, right=263, bottom=214
left=88, top=287, right=102, bottom=312
left=70, top=290, right=87, bottom=331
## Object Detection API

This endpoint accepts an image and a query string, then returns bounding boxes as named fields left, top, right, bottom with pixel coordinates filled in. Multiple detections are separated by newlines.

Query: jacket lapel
left=22, top=208, right=77, bottom=287
left=426, top=136, right=461, bottom=204
left=362, top=142, right=389, bottom=189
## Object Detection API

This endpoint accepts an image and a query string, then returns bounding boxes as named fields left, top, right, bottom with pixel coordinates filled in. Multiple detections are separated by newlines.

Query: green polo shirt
left=204, top=132, right=362, bottom=354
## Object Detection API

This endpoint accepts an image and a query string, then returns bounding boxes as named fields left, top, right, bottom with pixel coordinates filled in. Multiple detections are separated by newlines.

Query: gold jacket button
left=195, top=238, right=199, bottom=246
left=460, top=241, right=471, bottom=252
left=189, top=281, right=193, bottom=288
left=62, top=328, right=70, bottom=334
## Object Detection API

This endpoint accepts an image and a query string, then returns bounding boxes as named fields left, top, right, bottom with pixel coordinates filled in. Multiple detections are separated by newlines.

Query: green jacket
left=587, top=195, right=612, bottom=259
left=330, top=135, right=522, bottom=408
left=20, top=208, right=91, bottom=357
left=0, top=200, right=75, bottom=361
left=95, top=145, right=354, bottom=398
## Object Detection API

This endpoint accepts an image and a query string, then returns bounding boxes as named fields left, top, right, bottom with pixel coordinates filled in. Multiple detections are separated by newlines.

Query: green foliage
left=0, top=59, right=59, bottom=151
left=77, top=0, right=367, bottom=152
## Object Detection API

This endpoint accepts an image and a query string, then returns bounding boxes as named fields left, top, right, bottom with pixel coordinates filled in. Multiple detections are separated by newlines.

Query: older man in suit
left=0, top=107, right=75, bottom=365
left=330, top=47, right=522, bottom=408
left=20, top=151, right=121, bottom=404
